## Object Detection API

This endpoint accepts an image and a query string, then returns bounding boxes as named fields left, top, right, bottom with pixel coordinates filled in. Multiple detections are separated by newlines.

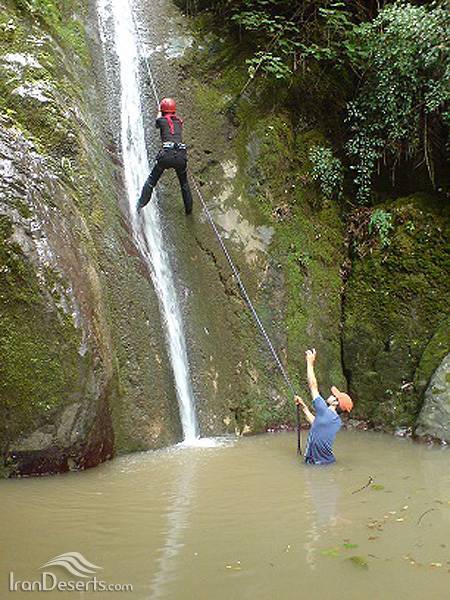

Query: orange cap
left=331, top=386, right=353, bottom=412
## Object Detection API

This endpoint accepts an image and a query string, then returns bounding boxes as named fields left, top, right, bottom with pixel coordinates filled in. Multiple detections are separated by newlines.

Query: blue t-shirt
left=304, top=395, right=342, bottom=465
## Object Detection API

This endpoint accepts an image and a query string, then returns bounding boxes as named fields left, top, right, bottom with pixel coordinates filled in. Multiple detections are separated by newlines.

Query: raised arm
left=295, top=396, right=315, bottom=425
left=306, top=348, right=319, bottom=400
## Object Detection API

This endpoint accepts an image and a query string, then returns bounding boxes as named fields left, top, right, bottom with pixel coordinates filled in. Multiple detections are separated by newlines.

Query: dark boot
left=136, top=186, right=153, bottom=214
left=138, top=161, right=165, bottom=213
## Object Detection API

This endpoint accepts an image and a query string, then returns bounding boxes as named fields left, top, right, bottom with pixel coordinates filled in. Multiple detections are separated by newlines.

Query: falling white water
left=97, top=0, right=198, bottom=442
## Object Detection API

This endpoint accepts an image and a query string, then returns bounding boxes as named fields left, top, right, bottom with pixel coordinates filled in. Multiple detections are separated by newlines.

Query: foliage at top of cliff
left=346, top=2, right=449, bottom=203
left=180, top=0, right=449, bottom=204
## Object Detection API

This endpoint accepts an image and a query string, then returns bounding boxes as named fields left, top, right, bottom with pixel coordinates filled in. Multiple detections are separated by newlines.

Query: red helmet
left=160, top=97, right=176, bottom=113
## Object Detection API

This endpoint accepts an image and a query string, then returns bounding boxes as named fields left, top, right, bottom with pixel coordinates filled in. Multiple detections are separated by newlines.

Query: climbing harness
left=130, top=9, right=302, bottom=454
left=162, top=142, right=187, bottom=150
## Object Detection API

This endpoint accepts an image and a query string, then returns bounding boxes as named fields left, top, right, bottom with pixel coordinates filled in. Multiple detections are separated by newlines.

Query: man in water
left=137, top=97, right=193, bottom=215
left=295, top=348, right=353, bottom=465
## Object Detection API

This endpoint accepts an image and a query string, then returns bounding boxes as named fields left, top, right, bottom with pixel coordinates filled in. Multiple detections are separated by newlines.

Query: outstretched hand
left=305, top=348, right=317, bottom=365
left=294, top=395, right=307, bottom=409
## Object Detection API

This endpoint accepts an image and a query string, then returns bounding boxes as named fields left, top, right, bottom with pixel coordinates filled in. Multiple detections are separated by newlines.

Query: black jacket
left=156, top=116, right=183, bottom=144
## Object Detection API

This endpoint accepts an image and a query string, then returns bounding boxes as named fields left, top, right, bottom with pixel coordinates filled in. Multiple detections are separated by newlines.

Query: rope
left=130, top=1, right=302, bottom=454
left=190, top=177, right=295, bottom=397
left=191, top=177, right=303, bottom=455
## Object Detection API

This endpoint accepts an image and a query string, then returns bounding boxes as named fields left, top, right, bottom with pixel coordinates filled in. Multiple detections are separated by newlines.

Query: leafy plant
left=246, top=51, right=292, bottom=80
left=346, top=2, right=449, bottom=203
left=321, top=547, right=341, bottom=557
left=309, top=145, right=344, bottom=200
left=227, top=1, right=362, bottom=83
left=183, top=1, right=449, bottom=203
left=368, top=211, right=393, bottom=247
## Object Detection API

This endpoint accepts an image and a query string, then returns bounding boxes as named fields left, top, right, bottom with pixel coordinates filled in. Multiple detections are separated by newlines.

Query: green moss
left=0, top=215, right=86, bottom=445
left=189, top=107, right=345, bottom=429
left=414, top=316, right=450, bottom=394
left=12, top=0, right=89, bottom=63
left=195, top=84, right=229, bottom=115
left=180, top=17, right=248, bottom=98
left=343, top=194, right=449, bottom=428
left=13, top=199, right=32, bottom=219
left=237, top=117, right=345, bottom=399
left=0, top=0, right=88, bottom=157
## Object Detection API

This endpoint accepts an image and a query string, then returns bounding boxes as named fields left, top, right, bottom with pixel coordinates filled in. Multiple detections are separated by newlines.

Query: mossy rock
left=0, top=209, right=112, bottom=475
left=240, top=116, right=346, bottom=399
left=414, top=316, right=449, bottom=396
left=415, top=353, right=450, bottom=443
left=226, top=116, right=345, bottom=426
left=343, top=194, right=449, bottom=429
left=0, top=212, right=99, bottom=470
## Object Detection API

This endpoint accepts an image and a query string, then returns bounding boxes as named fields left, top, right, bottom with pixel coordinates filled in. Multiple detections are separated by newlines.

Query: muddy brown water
left=1, top=431, right=449, bottom=599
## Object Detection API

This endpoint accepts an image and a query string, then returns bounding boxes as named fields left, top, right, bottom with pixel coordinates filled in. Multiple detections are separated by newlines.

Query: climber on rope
left=137, top=97, right=193, bottom=215
left=295, top=348, right=353, bottom=465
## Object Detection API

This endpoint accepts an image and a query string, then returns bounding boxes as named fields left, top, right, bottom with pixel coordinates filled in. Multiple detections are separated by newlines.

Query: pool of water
left=1, top=431, right=449, bottom=599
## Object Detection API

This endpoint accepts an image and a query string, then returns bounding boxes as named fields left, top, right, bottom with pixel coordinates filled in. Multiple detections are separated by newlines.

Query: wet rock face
left=415, top=354, right=450, bottom=444
left=136, top=0, right=347, bottom=433
left=171, top=16, right=448, bottom=435
left=131, top=0, right=290, bottom=435
left=0, top=116, right=115, bottom=477
left=0, top=0, right=181, bottom=477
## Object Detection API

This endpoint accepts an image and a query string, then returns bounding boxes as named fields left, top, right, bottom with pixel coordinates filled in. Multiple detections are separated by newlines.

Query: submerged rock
left=415, top=353, right=450, bottom=444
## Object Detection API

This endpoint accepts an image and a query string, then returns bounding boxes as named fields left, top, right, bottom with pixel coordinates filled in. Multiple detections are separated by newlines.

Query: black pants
left=138, top=148, right=193, bottom=214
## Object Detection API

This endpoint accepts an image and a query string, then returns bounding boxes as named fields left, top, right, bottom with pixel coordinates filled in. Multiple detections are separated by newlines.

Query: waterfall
left=97, top=0, right=198, bottom=442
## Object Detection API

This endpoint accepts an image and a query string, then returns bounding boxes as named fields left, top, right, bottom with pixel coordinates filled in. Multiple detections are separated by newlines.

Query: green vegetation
left=180, top=0, right=449, bottom=204
left=343, top=195, right=449, bottom=428
left=1, top=0, right=448, bottom=453
left=13, top=0, right=89, bottom=61
left=368, top=209, right=394, bottom=248
left=346, top=3, right=449, bottom=203
left=309, top=145, right=343, bottom=201
left=0, top=0, right=88, bottom=159
left=0, top=214, right=85, bottom=445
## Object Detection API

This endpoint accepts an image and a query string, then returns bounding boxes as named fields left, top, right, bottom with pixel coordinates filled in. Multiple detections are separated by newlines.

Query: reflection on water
left=150, top=437, right=237, bottom=598
left=1, top=431, right=449, bottom=600
left=148, top=450, right=198, bottom=600
left=303, top=468, right=342, bottom=570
